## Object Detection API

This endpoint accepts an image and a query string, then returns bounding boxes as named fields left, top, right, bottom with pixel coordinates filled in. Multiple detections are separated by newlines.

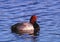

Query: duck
left=11, top=15, right=40, bottom=35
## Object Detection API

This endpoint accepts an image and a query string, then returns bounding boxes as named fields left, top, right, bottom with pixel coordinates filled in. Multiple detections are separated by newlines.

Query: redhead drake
left=11, top=15, right=40, bottom=35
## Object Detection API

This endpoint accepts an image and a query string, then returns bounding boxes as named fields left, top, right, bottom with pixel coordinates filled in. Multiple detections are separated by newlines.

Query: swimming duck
left=11, top=15, right=40, bottom=35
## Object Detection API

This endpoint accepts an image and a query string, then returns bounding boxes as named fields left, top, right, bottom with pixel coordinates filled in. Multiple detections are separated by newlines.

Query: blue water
left=0, top=0, right=60, bottom=42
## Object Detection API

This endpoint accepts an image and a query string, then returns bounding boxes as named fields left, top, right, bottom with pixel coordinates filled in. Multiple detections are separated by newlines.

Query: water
left=0, top=0, right=60, bottom=42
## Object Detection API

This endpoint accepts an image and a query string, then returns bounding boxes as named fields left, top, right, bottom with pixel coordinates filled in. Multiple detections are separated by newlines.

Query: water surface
left=0, top=0, right=60, bottom=42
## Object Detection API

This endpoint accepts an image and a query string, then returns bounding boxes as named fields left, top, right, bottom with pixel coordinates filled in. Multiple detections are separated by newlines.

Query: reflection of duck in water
left=11, top=15, right=40, bottom=35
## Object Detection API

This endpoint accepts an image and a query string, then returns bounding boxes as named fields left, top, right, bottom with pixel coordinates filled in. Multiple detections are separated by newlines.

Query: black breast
left=33, top=22, right=40, bottom=33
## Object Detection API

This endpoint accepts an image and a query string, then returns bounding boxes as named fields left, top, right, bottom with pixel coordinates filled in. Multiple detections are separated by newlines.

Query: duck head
left=30, top=15, right=37, bottom=24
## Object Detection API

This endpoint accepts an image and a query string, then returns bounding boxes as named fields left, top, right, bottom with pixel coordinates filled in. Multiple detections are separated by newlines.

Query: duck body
left=11, top=15, right=40, bottom=35
left=11, top=22, right=34, bottom=34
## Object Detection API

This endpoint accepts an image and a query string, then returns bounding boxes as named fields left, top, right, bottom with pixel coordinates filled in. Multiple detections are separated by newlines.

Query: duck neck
left=31, top=21, right=39, bottom=29
left=33, top=22, right=37, bottom=27
left=33, top=22, right=37, bottom=25
left=30, top=20, right=36, bottom=24
left=30, top=21, right=37, bottom=27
